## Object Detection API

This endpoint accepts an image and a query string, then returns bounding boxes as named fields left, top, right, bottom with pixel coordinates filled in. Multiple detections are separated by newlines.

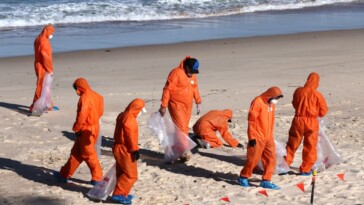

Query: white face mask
left=49, top=35, right=53, bottom=39
left=271, top=99, right=278, bottom=104
left=138, top=107, right=147, bottom=117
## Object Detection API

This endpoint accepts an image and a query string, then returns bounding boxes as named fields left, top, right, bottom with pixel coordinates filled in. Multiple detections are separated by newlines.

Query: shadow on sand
left=197, top=149, right=245, bottom=166
left=138, top=149, right=240, bottom=186
left=0, top=157, right=91, bottom=197
left=0, top=195, right=69, bottom=205
left=61, top=131, right=114, bottom=148
left=0, top=102, right=30, bottom=116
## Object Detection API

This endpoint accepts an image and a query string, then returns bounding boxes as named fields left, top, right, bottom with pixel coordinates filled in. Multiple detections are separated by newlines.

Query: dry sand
left=0, top=29, right=363, bottom=205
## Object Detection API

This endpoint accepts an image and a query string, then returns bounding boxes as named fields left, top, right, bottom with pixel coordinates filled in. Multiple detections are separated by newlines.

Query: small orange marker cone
left=296, top=182, right=305, bottom=192
left=337, top=173, right=345, bottom=181
left=220, top=196, right=230, bottom=202
left=258, top=190, right=268, bottom=197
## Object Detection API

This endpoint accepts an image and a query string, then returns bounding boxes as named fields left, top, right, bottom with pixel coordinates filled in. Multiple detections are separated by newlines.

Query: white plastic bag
left=95, top=120, right=102, bottom=159
left=314, top=118, right=341, bottom=171
left=257, top=139, right=290, bottom=174
left=148, top=112, right=197, bottom=162
left=87, top=163, right=116, bottom=201
left=32, top=73, right=53, bottom=116
left=274, top=139, right=290, bottom=174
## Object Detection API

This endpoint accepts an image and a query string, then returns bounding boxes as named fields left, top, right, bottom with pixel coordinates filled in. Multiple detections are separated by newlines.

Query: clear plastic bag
left=274, top=139, right=290, bottom=174
left=95, top=120, right=102, bottom=159
left=314, top=118, right=341, bottom=172
left=148, top=112, right=197, bottom=162
left=32, top=73, right=53, bottom=116
left=87, top=163, right=116, bottom=201
left=257, top=139, right=290, bottom=174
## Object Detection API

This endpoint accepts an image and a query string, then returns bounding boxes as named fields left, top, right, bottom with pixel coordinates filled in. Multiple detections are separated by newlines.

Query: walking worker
left=111, top=98, right=146, bottom=204
left=285, top=72, right=328, bottom=175
left=30, top=24, right=56, bottom=112
left=55, top=78, right=104, bottom=185
left=192, top=109, right=244, bottom=148
left=159, top=56, right=202, bottom=161
left=238, top=86, right=283, bottom=190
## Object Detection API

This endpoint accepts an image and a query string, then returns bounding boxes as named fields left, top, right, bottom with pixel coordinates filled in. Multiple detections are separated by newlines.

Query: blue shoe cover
left=238, top=177, right=249, bottom=187
left=90, top=180, right=100, bottom=186
left=111, top=195, right=132, bottom=204
left=52, top=106, right=60, bottom=111
left=260, top=180, right=280, bottom=190
left=300, top=170, right=312, bottom=176
left=53, top=171, right=68, bottom=183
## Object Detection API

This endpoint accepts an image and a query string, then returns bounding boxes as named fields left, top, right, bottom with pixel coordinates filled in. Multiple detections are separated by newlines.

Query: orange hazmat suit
left=161, top=56, right=202, bottom=135
left=60, top=78, right=104, bottom=181
left=113, top=98, right=145, bottom=196
left=193, top=109, right=239, bottom=148
left=285, top=72, right=328, bottom=173
left=30, top=24, right=55, bottom=112
left=240, top=87, right=282, bottom=181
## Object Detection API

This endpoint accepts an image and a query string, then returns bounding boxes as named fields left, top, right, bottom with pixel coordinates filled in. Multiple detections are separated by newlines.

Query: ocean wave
left=0, top=0, right=359, bottom=29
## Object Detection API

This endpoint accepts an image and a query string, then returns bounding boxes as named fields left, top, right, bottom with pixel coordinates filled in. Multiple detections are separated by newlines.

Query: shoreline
left=1, top=1, right=364, bottom=58
left=2, top=27, right=364, bottom=60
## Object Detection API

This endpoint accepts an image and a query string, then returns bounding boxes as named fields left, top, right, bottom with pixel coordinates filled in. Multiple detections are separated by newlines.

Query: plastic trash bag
left=148, top=112, right=197, bottom=162
left=274, top=139, right=291, bottom=174
left=314, top=118, right=341, bottom=172
left=32, top=73, right=53, bottom=116
left=95, top=120, right=102, bottom=159
left=257, top=139, right=290, bottom=174
left=87, top=163, right=116, bottom=201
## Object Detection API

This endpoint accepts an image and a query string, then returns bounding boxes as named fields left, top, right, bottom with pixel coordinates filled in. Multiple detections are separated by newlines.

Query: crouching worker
left=112, top=98, right=146, bottom=204
left=238, top=87, right=283, bottom=190
left=55, top=78, right=104, bottom=185
left=192, top=109, right=243, bottom=148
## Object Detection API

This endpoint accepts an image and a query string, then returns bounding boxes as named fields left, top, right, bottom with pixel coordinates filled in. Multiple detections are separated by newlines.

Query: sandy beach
left=0, top=28, right=363, bottom=205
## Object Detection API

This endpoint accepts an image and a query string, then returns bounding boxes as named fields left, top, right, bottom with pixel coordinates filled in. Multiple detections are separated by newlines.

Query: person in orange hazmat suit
left=30, top=24, right=55, bottom=112
left=192, top=109, right=244, bottom=148
left=285, top=72, right=328, bottom=175
left=111, top=98, right=146, bottom=204
left=55, top=78, right=104, bottom=185
left=159, top=56, right=202, bottom=162
left=238, top=86, right=283, bottom=190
